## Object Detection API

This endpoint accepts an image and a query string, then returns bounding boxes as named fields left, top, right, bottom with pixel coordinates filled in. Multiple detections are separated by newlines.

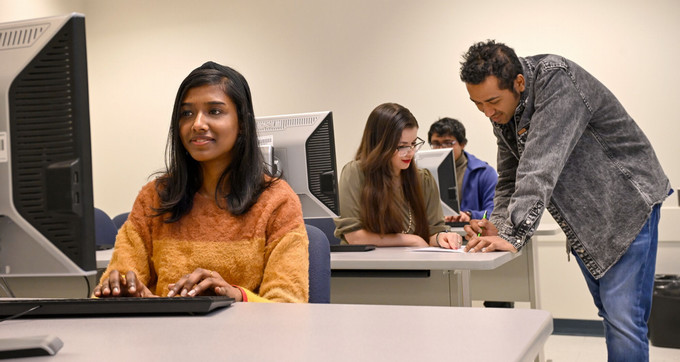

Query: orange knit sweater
left=100, top=179, right=309, bottom=303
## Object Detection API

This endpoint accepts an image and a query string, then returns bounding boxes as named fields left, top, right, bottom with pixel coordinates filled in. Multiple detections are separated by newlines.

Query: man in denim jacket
left=460, top=40, right=671, bottom=361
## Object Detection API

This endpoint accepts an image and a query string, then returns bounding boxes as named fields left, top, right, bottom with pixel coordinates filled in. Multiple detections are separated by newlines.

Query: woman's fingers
left=124, top=271, right=137, bottom=294
left=445, top=233, right=462, bottom=249
left=168, top=268, right=223, bottom=297
left=94, top=270, right=124, bottom=297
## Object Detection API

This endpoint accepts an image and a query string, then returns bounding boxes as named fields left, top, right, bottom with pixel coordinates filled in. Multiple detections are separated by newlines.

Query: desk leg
left=528, top=238, right=545, bottom=362
left=527, top=237, right=542, bottom=310
left=451, top=270, right=471, bottom=307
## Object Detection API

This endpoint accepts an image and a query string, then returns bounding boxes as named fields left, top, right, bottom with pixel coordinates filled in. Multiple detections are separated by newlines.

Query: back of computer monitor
left=256, top=111, right=339, bottom=218
left=414, top=149, right=460, bottom=216
left=0, top=13, right=96, bottom=287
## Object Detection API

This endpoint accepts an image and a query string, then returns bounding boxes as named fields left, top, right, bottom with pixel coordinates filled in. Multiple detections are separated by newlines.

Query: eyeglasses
left=396, top=137, right=425, bottom=157
left=429, top=140, right=457, bottom=149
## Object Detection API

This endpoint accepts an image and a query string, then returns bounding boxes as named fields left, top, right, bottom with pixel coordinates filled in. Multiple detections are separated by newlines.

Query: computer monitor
left=0, top=13, right=96, bottom=297
left=414, top=149, right=460, bottom=216
left=256, top=111, right=339, bottom=218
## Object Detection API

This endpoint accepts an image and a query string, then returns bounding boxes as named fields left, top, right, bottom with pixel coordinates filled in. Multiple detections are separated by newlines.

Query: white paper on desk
left=412, top=247, right=466, bottom=253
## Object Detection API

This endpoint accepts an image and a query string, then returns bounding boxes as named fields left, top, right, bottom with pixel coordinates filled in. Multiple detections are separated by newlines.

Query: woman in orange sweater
left=94, top=62, right=309, bottom=302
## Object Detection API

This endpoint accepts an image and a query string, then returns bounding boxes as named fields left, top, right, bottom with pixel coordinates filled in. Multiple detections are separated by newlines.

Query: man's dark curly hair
left=427, top=117, right=467, bottom=145
left=459, top=40, right=523, bottom=91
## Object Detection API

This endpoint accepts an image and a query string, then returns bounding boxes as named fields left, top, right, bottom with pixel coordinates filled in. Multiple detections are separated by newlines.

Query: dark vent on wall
left=305, top=117, right=339, bottom=215
left=257, top=115, right=317, bottom=132
left=0, top=23, right=49, bottom=50
left=8, top=18, right=92, bottom=267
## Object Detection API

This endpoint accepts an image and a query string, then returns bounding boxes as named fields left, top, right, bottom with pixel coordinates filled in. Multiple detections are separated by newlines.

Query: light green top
left=333, top=160, right=447, bottom=242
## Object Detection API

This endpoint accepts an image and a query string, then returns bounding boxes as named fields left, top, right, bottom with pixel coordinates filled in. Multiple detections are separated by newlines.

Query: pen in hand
left=477, top=210, right=488, bottom=237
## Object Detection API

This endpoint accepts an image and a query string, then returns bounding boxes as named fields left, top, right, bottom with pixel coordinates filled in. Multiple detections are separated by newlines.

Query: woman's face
left=391, top=127, right=419, bottom=175
left=179, top=84, right=239, bottom=172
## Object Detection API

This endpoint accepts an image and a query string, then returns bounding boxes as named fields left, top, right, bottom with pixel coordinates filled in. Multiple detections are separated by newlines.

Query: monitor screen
left=256, top=111, right=339, bottom=218
left=414, top=149, right=460, bottom=216
left=0, top=13, right=96, bottom=297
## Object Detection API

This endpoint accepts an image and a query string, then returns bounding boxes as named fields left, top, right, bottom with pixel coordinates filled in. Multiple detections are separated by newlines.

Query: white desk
left=98, top=247, right=513, bottom=307
left=1, top=303, right=553, bottom=362
left=95, top=223, right=561, bottom=308
left=331, top=247, right=520, bottom=307
left=96, top=248, right=113, bottom=269
left=331, top=246, right=517, bottom=270
left=97, top=248, right=518, bottom=308
left=330, top=223, right=562, bottom=309
left=468, top=222, right=561, bottom=309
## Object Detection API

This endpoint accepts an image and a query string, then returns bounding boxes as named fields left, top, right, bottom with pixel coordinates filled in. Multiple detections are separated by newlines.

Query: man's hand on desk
left=464, top=235, right=518, bottom=253
left=463, top=217, right=498, bottom=237
left=462, top=218, right=517, bottom=253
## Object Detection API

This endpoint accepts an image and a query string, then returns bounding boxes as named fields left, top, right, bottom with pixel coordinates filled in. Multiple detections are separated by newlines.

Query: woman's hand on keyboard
left=167, top=268, right=243, bottom=301
left=93, top=270, right=156, bottom=298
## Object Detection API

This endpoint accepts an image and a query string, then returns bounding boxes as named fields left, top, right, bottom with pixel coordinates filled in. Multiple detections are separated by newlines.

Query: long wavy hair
left=154, top=61, right=276, bottom=222
left=355, top=103, right=429, bottom=241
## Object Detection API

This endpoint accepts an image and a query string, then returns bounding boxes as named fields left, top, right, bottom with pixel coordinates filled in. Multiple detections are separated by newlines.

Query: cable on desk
left=0, top=305, right=40, bottom=323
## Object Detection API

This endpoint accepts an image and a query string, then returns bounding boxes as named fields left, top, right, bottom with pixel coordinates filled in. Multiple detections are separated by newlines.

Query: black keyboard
left=0, top=296, right=234, bottom=319
left=330, top=244, right=376, bottom=252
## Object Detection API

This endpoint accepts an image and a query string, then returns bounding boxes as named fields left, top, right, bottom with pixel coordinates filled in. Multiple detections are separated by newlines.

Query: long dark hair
left=355, top=103, right=429, bottom=241
left=154, top=61, right=275, bottom=222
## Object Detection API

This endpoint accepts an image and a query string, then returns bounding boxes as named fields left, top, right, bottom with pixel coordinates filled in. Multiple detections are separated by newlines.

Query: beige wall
left=3, top=0, right=677, bottom=217
left=3, top=0, right=679, bottom=319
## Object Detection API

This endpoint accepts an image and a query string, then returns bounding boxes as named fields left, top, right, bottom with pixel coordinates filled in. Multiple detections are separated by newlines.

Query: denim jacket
left=491, top=54, right=671, bottom=279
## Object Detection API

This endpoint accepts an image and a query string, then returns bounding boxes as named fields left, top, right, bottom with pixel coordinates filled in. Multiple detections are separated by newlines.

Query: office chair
left=305, top=224, right=331, bottom=303
left=112, top=212, right=130, bottom=230
left=94, top=208, right=118, bottom=249
left=304, top=218, right=341, bottom=245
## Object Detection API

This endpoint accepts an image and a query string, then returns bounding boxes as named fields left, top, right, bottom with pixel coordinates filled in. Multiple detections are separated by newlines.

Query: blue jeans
left=573, top=204, right=660, bottom=362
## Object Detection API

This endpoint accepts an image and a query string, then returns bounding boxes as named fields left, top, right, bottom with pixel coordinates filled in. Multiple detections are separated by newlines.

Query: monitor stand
left=0, top=275, right=96, bottom=298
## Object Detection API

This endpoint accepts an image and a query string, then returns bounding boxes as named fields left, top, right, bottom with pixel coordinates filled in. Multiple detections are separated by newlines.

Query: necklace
left=402, top=207, right=413, bottom=234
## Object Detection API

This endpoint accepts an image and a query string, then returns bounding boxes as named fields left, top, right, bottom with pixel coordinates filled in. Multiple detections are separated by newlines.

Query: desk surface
left=96, top=249, right=112, bottom=269
left=97, top=246, right=520, bottom=271
left=96, top=223, right=561, bottom=270
left=1, top=303, right=553, bottom=362
left=331, top=246, right=520, bottom=270
left=534, top=222, right=561, bottom=236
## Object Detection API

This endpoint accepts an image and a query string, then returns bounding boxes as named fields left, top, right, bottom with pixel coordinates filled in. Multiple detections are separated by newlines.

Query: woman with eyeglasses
left=333, top=103, right=462, bottom=248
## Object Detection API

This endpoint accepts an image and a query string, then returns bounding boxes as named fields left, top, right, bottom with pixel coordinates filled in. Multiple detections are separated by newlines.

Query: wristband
left=435, top=232, right=443, bottom=247
left=232, top=285, right=247, bottom=302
